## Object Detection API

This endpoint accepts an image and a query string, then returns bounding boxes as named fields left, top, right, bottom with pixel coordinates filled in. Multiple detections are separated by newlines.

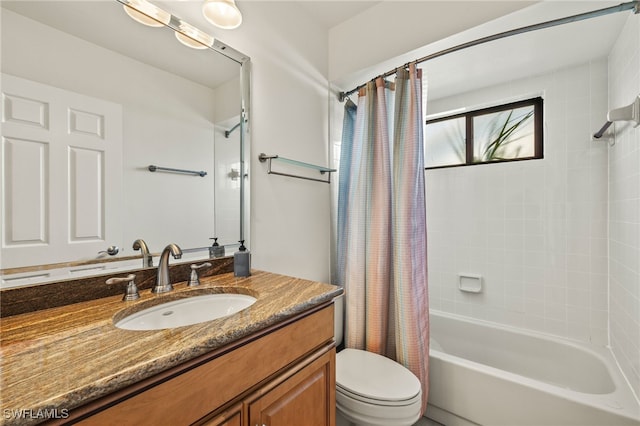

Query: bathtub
left=426, top=311, right=640, bottom=426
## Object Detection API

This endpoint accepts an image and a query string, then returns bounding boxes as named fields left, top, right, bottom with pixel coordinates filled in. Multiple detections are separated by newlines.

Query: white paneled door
left=1, top=74, right=123, bottom=268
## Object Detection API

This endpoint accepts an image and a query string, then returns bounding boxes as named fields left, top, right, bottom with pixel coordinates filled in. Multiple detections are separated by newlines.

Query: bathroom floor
left=415, top=417, right=444, bottom=426
left=336, top=414, right=443, bottom=426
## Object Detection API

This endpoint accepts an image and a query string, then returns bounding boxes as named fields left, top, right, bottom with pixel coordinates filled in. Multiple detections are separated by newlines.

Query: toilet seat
left=337, top=384, right=420, bottom=407
left=336, top=348, right=422, bottom=402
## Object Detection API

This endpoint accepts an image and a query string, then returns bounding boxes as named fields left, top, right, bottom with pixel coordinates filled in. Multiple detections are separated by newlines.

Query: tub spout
left=152, top=243, right=182, bottom=294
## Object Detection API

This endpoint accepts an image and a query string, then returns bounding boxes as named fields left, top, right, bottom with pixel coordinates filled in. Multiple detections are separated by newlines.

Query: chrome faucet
left=132, top=239, right=153, bottom=268
left=152, top=243, right=182, bottom=294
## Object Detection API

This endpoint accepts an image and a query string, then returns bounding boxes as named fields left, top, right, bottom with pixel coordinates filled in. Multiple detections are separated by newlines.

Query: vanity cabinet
left=199, top=348, right=333, bottom=426
left=72, top=304, right=335, bottom=426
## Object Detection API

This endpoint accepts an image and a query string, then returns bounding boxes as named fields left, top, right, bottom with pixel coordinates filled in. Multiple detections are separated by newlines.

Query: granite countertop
left=0, top=270, right=341, bottom=425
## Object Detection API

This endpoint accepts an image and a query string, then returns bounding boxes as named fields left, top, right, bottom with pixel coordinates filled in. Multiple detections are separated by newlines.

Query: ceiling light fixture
left=122, top=0, right=170, bottom=27
left=202, top=0, right=243, bottom=30
left=175, top=22, right=214, bottom=49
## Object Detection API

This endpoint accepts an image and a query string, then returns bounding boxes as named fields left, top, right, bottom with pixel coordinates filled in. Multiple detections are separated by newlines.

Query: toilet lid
left=336, top=348, right=421, bottom=402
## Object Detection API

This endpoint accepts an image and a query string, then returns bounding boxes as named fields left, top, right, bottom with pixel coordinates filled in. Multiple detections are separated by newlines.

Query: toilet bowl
left=334, top=295, right=422, bottom=426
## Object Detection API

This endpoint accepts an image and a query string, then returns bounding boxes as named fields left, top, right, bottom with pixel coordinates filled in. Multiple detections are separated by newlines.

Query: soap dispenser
left=234, top=240, right=251, bottom=277
left=209, top=237, right=225, bottom=258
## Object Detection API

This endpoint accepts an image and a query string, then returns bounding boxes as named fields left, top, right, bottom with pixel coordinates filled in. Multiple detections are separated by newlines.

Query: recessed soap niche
left=458, top=273, right=482, bottom=293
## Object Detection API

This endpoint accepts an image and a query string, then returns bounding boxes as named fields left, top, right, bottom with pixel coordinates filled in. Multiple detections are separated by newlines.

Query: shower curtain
left=337, top=63, right=430, bottom=412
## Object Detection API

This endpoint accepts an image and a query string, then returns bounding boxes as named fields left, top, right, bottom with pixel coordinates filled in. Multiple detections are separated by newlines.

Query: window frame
left=425, top=96, right=544, bottom=170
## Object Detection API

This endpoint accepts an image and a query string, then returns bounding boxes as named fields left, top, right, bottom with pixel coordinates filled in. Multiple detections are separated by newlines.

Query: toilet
left=334, top=295, right=423, bottom=426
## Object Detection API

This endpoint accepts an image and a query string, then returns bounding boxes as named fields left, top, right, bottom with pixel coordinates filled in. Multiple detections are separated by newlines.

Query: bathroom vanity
left=0, top=270, right=341, bottom=425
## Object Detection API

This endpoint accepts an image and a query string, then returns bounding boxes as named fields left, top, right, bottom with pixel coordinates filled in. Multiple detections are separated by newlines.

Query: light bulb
left=123, top=0, right=170, bottom=27
left=175, top=31, right=213, bottom=49
left=202, top=0, right=242, bottom=30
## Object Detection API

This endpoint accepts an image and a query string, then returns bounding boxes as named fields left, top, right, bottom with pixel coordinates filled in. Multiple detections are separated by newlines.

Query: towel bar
left=258, top=153, right=336, bottom=184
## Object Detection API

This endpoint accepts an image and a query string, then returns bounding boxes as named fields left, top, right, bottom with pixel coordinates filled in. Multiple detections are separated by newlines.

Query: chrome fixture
left=119, top=0, right=216, bottom=50
left=593, top=94, right=640, bottom=140
left=228, top=168, right=240, bottom=181
left=148, top=165, right=207, bottom=177
left=153, top=244, right=183, bottom=293
left=188, top=262, right=212, bottom=286
left=117, top=0, right=250, bottom=62
left=225, top=121, right=241, bottom=138
left=106, top=274, right=140, bottom=301
left=98, top=245, right=120, bottom=257
left=132, top=239, right=153, bottom=268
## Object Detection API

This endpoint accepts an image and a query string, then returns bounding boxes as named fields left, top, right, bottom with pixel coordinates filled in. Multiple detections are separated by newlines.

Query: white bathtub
left=426, top=311, right=640, bottom=426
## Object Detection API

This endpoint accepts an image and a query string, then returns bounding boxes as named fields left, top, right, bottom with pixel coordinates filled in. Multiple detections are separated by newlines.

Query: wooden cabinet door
left=247, top=349, right=335, bottom=426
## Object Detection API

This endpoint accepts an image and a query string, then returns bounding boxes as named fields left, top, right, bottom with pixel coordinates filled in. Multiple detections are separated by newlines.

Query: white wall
left=2, top=10, right=217, bottom=257
left=608, top=13, right=640, bottom=399
left=218, top=2, right=332, bottom=282
left=425, top=60, right=610, bottom=345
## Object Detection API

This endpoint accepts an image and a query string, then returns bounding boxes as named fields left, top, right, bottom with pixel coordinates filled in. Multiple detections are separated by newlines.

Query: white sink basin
left=115, top=293, right=256, bottom=331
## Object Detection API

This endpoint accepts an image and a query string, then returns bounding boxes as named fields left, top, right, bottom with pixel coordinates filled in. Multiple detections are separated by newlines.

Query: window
left=425, top=97, right=543, bottom=169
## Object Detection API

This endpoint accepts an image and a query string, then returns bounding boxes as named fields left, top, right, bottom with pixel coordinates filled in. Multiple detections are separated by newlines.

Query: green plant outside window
left=425, top=97, right=543, bottom=169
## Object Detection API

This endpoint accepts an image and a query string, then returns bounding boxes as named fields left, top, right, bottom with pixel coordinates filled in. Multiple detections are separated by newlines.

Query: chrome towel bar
left=148, top=165, right=207, bottom=177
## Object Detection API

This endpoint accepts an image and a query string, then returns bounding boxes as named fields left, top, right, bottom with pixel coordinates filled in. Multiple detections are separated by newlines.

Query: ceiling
left=295, top=1, right=381, bottom=28
left=421, top=1, right=630, bottom=100
left=325, top=1, right=631, bottom=100
left=2, top=1, right=633, bottom=100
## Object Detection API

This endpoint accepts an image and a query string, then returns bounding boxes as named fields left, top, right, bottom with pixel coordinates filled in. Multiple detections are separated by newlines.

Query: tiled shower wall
left=426, top=57, right=611, bottom=345
left=608, top=14, right=640, bottom=399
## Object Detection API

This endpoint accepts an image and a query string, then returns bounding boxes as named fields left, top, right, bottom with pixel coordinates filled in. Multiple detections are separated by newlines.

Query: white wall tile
left=608, top=13, right=640, bottom=399
left=424, top=20, right=640, bottom=397
left=426, top=58, right=610, bottom=344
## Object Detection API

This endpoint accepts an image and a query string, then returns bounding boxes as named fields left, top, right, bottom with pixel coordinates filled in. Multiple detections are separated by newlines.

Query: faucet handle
left=106, top=274, right=140, bottom=301
left=188, top=262, right=212, bottom=287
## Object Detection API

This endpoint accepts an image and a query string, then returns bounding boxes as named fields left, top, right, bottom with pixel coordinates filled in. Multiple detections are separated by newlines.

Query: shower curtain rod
left=338, top=1, right=639, bottom=102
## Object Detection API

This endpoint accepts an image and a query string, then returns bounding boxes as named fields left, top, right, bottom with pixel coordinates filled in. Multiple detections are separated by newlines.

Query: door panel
left=1, top=73, right=122, bottom=268
left=2, top=137, right=48, bottom=243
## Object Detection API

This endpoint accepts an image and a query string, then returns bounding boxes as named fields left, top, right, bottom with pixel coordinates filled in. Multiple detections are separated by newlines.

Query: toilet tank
left=334, top=293, right=344, bottom=347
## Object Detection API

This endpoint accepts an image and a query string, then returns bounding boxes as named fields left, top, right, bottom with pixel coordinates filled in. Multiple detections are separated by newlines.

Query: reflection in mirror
left=0, top=0, right=250, bottom=288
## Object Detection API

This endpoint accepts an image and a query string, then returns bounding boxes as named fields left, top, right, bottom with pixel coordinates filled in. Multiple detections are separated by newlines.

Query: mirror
left=0, top=0, right=250, bottom=287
